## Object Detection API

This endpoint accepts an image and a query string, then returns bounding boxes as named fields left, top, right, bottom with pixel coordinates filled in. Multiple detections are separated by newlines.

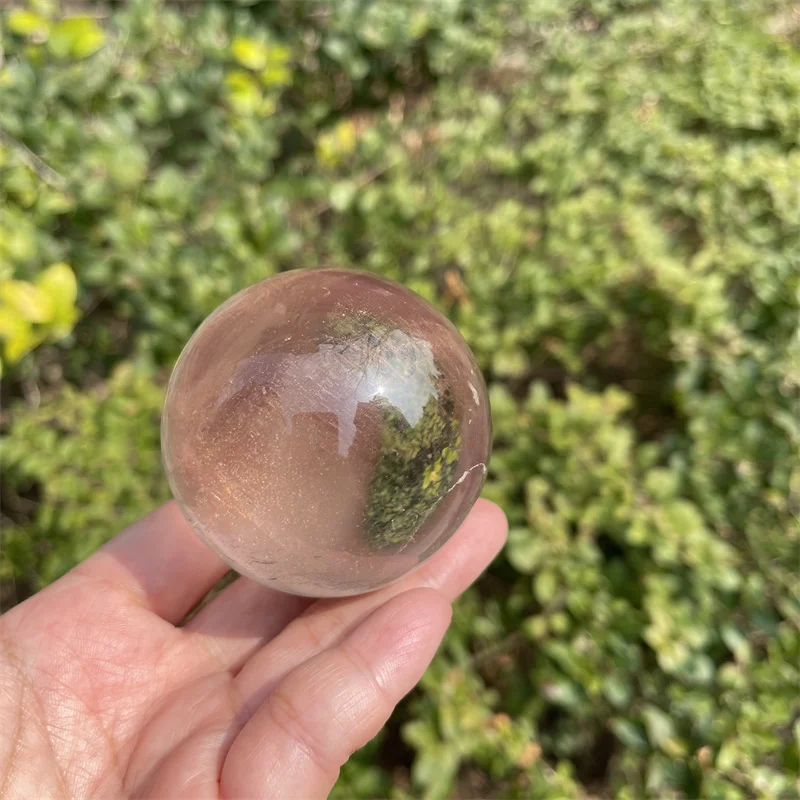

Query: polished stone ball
left=162, top=269, right=491, bottom=597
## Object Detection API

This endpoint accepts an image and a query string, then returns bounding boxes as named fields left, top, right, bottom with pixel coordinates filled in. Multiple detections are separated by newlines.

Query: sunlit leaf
left=7, top=9, right=49, bottom=38
left=231, top=36, right=269, bottom=70
left=316, top=120, right=358, bottom=168
left=0, top=309, right=43, bottom=363
left=36, top=263, right=79, bottom=336
left=224, top=70, right=263, bottom=115
left=0, top=280, right=53, bottom=323
left=259, top=63, right=291, bottom=88
left=48, top=17, right=106, bottom=59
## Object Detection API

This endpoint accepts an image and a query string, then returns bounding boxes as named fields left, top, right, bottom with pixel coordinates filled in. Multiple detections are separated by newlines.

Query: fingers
left=73, top=502, right=230, bottom=624
left=183, top=578, right=312, bottom=673
left=232, top=499, right=506, bottom=708
left=220, top=588, right=451, bottom=800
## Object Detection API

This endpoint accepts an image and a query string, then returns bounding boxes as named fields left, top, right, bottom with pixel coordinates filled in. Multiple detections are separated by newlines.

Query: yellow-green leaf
left=316, top=120, right=358, bottom=168
left=334, top=120, right=357, bottom=153
left=0, top=221, right=36, bottom=262
left=107, top=144, right=149, bottom=188
left=267, top=45, right=290, bottom=65
left=534, top=569, right=558, bottom=604
left=8, top=9, right=49, bottom=38
left=493, top=346, right=528, bottom=377
left=36, top=262, right=79, bottom=335
left=224, top=70, right=263, bottom=115
left=261, top=95, right=277, bottom=117
left=0, top=310, right=43, bottom=364
left=259, top=63, right=291, bottom=88
left=0, top=280, right=54, bottom=323
left=410, top=9, right=430, bottom=39
left=231, top=36, right=269, bottom=71
left=0, top=308, right=23, bottom=339
left=48, top=17, right=106, bottom=60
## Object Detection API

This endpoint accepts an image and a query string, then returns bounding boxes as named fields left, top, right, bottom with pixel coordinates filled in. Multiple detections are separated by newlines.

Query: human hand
left=0, top=500, right=506, bottom=799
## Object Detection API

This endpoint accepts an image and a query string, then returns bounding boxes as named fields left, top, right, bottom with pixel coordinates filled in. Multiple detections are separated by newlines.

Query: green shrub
left=1, top=0, right=798, bottom=796
left=1, top=364, right=168, bottom=589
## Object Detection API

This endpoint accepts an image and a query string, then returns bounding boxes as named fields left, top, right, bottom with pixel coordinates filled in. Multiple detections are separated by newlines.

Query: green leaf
left=543, top=680, right=582, bottom=709
left=610, top=719, right=648, bottom=752
left=492, top=346, right=528, bottom=377
left=642, top=705, right=675, bottom=748
left=534, top=569, right=558, bottom=604
left=410, top=9, right=430, bottom=39
left=721, top=625, right=752, bottom=663
left=602, top=676, right=632, bottom=708
left=106, top=144, right=149, bottom=189
left=523, top=615, right=549, bottom=640
left=330, top=181, right=357, bottom=212
left=716, top=740, right=739, bottom=772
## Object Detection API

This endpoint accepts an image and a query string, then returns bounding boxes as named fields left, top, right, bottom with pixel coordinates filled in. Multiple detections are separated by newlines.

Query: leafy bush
left=1, top=364, right=168, bottom=589
left=1, top=0, right=798, bottom=797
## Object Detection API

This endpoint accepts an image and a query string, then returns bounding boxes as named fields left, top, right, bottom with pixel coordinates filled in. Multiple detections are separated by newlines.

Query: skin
left=0, top=499, right=506, bottom=799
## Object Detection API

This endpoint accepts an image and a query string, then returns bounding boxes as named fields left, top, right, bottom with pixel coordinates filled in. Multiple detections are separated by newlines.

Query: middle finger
left=232, top=499, right=506, bottom=711
left=183, top=500, right=505, bottom=679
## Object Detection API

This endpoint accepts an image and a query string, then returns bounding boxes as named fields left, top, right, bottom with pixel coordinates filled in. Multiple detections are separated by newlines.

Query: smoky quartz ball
left=162, top=269, right=491, bottom=597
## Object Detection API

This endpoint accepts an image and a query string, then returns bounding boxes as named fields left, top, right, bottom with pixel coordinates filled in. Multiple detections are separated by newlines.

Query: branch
left=0, top=130, right=68, bottom=191
left=311, top=164, right=393, bottom=217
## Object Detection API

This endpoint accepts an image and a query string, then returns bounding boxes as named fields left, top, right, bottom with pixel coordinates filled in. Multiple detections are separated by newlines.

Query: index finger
left=220, top=588, right=452, bottom=799
left=71, top=501, right=230, bottom=624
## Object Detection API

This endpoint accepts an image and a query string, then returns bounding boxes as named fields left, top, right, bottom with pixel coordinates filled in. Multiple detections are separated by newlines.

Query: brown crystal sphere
left=162, top=269, right=491, bottom=597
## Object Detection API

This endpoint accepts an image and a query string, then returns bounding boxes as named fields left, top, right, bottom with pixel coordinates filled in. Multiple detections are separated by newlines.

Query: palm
left=0, top=501, right=505, bottom=799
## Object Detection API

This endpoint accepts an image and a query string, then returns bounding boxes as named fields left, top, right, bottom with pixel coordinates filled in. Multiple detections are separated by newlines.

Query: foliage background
left=1, top=0, right=799, bottom=797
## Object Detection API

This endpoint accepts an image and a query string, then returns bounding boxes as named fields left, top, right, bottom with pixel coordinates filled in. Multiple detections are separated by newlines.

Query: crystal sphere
left=162, top=269, right=491, bottom=597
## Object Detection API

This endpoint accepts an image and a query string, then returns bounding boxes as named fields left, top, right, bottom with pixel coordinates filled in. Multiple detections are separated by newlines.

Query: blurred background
left=1, top=0, right=798, bottom=797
